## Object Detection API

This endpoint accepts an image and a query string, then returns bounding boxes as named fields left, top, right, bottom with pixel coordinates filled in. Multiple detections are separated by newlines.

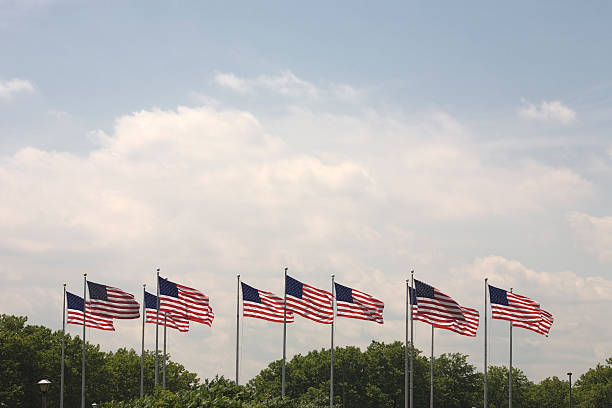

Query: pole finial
left=156, top=268, right=160, bottom=272
left=237, top=274, right=240, bottom=278
left=143, top=283, right=146, bottom=288
left=83, top=273, right=87, bottom=277
left=284, top=267, right=288, bottom=272
left=63, top=283, right=66, bottom=286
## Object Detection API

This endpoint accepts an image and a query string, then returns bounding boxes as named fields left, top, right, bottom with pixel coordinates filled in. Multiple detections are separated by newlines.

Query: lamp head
left=37, top=379, right=51, bottom=392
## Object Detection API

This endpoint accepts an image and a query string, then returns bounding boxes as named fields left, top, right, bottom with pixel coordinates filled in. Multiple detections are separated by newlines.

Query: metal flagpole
left=509, top=288, right=513, bottom=408
left=282, top=267, right=287, bottom=398
left=330, top=274, right=335, bottom=408
left=484, top=278, right=488, bottom=408
left=140, top=284, right=146, bottom=398
left=236, top=274, right=241, bottom=385
left=405, top=279, right=409, bottom=408
left=155, top=268, right=160, bottom=386
left=410, top=270, right=414, bottom=408
left=82, top=273, right=87, bottom=408
left=163, top=312, right=167, bottom=389
left=430, top=325, right=434, bottom=408
left=61, top=283, right=66, bottom=408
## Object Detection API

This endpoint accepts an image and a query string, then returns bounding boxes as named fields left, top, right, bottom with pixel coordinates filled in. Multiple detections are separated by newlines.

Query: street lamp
left=567, top=372, right=572, bottom=408
left=37, top=379, right=51, bottom=408
left=91, top=403, right=98, bottom=408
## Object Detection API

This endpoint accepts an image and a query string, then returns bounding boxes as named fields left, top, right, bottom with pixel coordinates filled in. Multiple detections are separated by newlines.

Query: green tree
left=432, top=353, right=481, bottom=408
left=485, top=366, right=534, bottom=408
left=528, top=376, right=568, bottom=408
left=573, top=357, right=612, bottom=408
left=0, top=314, right=198, bottom=407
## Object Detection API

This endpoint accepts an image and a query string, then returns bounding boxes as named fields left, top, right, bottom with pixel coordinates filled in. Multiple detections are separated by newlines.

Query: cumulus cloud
left=567, top=212, right=612, bottom=263
left=518, top=100, right=577, bottom=124
left=447, top=256, right=612, bottom=377
left=0, top=103, right=597, bottom=381
left=0, top=78, right=35, bottom=99
left=214, top=70, right=360, bottom=101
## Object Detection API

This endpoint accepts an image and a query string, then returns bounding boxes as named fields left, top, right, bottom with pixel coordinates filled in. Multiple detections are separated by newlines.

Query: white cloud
left=568, top=212, right=612, bottom=263
left=0, top=78, right=35, bottom=99
left=213, top=72, right=249, bottom=93
left=518, top=100, right=577, bottom=125
left=214, top=70, right=360, bottom=101
left=447, top=256, right=612, bottom=379
left=0, top=103, right=598, bottom=382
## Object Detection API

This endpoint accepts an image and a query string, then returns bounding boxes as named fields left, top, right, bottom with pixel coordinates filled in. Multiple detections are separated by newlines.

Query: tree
left=432, top=353, right=480, bottom=408
left=0, top=314, right=199, bottom=407
left=485, top=366, right=534, bottom=408
left=528, top=376, right=568, bottom=408
left=573, top=357, right=612, bottom=408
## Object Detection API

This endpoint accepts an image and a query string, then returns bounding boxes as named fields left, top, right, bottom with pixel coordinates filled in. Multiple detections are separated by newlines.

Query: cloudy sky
left=2, top=1, right=612, bottom=384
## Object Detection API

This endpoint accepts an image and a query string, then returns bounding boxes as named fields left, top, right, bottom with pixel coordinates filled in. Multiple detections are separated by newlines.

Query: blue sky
left=2, top=0, right=612, bottom=384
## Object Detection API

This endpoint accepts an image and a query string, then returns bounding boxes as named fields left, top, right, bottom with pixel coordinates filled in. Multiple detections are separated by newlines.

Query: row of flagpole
left=60, top=270, right=181, bottom=408
left=58, top=268, right=551, bottom=408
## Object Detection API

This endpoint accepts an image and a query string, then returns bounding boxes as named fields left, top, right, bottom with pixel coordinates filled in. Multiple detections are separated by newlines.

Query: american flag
left=241, top=282, right=294, bottom=323
left=334, top=282, right=384, bottom=324
left=285, top=275, right=333, bottom=324
left=158, top=276, right=214, bottom=326
left=409, top=280, right=479, bottom=337
left=87, top=281, right=140, bottom=319
left=488, top=285, right=541, bottom=323
left=144, top=291, right=189, bottom=332
left=512, top=308, right=554, bottom=337
left=66, top=291, right=115, bottom=331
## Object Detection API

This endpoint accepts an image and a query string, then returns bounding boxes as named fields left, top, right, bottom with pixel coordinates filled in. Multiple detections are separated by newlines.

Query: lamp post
left=37, top=379, right=51, bottom=408
left=567, top=372, right=572, bottom=408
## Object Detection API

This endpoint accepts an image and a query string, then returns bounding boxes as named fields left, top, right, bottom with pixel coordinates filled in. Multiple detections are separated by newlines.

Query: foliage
left=4, top=314, right=612, bottom=407
left=0, top=314, right=198, bottom=407
left=573, top=357, right=612, bottom=408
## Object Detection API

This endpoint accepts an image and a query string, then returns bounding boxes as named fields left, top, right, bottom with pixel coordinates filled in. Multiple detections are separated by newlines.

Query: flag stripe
left=242, top=282, right=294, bottom=323
left=335, top=284, right=384, bottom=324
left=67, top=305, right=115, bottom=331
left=489, top=286, right=542, bottom=323
left=87, top=283, right=140, bottom=320
left=411, top=280, right=480, bottom=337
left=286, top=277, right=333, bottom=324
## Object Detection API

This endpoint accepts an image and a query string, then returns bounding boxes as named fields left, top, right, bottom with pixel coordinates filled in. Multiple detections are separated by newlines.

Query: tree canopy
left=2, top=314, right=611, bottom=407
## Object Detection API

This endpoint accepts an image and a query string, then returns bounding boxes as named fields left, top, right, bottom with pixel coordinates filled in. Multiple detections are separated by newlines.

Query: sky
left=2, top=0, right=612, bottom=385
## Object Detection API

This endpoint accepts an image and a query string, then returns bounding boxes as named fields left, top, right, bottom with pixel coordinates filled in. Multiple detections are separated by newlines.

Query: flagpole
left=61, top=283, right=66, bottom=408
left=82, top=273, right=87, bottom=408
left=430, top=325, right=434, bottom=408
left=405, top=278, right=409, bottom=408
left=140, top=284, right=146, bottom=398
left=509, top=288, right=513, bottom=408
left=484, top=278, right=488, bottom=408
left=330, top=274, right=335, bottom=408
left=163, top=312, right=167, bottom=389
left=282, top=267, right=287, bottom=398
left=236, top=274, right=241, bottom=385
left=410, top=270, right=414, bottom=408
left=155, top=268, right=160, bottom=387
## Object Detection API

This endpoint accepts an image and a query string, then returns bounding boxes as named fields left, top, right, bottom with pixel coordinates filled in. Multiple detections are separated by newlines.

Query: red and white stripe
left=414, top=304, right=479, bottom=337
left=512, top=308, right=554, bottom=337
left=243, top=290, right=295, bottom=323
left=413, top=287, right=479, bottom=337
left=67, top=304, right=115, bottom=331
left=145, top=309, right=189, bottom=332
left=160, top=284, right=214, bottom=327
left=491, top=291, right=541, bottom=323
left=336, top=289, right=384, bottom=324
left=88, top=286, right=140, bottom=320
left=286, top=284, right=333, bottom=324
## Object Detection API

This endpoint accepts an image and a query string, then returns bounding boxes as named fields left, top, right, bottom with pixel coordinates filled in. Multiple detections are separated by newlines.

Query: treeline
left=1, top=314, right=611, bottom=407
